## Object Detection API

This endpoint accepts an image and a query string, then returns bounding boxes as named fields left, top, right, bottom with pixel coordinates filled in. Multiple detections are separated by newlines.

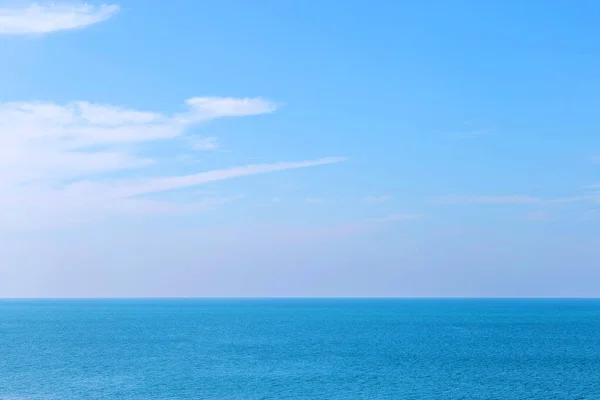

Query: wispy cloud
left=116, top=159, right=345, bottom=198
left=434, top=194, right=599, bottom=205
left=363, top=195, right=391, bottom=204
left=0, top=3, right=119, bottom=35
left=434, top=195, right=542, bottom=204
left=0, top=97, right=346, bottom=229
left=547, top=195, right=600, bottom=204
left=0, top=158, right=346, bottom=230
left=0, top=97, right=276, bottom=184
left=176, top=97, right=277, bottom=123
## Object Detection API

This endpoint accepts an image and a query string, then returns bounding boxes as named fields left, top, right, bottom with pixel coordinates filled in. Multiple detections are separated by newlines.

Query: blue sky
left=0, top=0, right=599, bottom=297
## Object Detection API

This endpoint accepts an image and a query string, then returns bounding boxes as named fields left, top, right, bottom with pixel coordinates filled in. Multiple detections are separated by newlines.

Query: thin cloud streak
left=0, top=96, right=345, bottom=229
left=434, top=194, right=600, bottom=205
left=0, top=157, right=347, bottom=230
left=179, top=97, right=277, bottom=122
left=0, top=97, right=278, bottom=185
left=0, top=3, right=119, bottom=35
left=115, top=158, right=347, bottom=197
left=434, top=195, right=542, bottom=204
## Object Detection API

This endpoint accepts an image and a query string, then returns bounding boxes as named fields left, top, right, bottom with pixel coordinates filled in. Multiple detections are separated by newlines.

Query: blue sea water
left=1, top=299, right=599, bottom=399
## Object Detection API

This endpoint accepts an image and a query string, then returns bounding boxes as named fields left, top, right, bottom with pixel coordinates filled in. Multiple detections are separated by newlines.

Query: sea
left=1, top=299, right=599, bottom=399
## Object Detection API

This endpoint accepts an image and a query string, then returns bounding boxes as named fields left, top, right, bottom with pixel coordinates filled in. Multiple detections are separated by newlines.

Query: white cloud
left=0, top=97, right=277, bottom=182
left=76, top=101, right=159, bottom=125
left=177, top=97, right=277, bottom=124
left=0, top=3, right=119, bottom=35
left=434, top=194, right=599, bottom=205
left=113, top=158, right=345, bottom=198
left=0, top=97, right=346, bottom=229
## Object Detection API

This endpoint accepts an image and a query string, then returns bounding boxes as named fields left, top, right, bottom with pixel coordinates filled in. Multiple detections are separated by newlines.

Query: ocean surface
left=1, top=299, right=599, bottom=399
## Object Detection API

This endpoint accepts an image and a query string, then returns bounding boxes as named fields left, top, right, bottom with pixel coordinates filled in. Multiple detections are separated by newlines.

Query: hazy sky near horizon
left=0, top=0, right=599, bottom=297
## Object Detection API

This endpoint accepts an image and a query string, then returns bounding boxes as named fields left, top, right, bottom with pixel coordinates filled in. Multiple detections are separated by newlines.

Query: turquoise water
left=1, top=299, right=599, bottom=399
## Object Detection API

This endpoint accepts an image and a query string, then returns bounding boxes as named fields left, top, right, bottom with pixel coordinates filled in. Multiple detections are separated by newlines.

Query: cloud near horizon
left=434, top=194, right=599, bottom=205
left=0, top=3, right=119, bottom=35
left=0, top=97, right=346, bottom=229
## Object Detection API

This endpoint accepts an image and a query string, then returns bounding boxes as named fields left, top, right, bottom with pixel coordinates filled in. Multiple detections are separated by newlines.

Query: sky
left=0, top=0, right=599, bottom=297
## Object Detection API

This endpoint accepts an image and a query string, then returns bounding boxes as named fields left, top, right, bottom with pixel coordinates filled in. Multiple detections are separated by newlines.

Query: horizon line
left=1, top=296, right=599, bottom=300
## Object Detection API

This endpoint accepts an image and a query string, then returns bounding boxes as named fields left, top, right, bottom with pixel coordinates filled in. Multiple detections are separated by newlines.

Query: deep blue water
left=1, top=299, right=599, bottom=399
